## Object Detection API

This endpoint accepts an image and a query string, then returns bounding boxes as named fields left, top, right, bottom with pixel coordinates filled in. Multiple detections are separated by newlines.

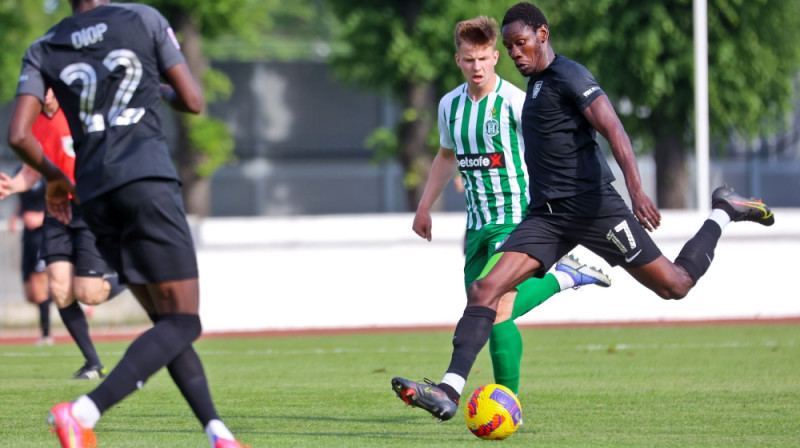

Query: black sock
left=675, top=220, right=722, bottom=284
left=168, top=347, right=220, bottom=426
left=148, top=314, right=219, bottom=426
left=104, top=275, right=127, bottom=301
left=58, top=301, right=101, bottom=367
left=88, top=313, right=202, bottom=415
left=438, top=383, right=461, bottom=403
left=39, top=298, right=52, bottom=337
left=445, top=306, right=497, bottom=399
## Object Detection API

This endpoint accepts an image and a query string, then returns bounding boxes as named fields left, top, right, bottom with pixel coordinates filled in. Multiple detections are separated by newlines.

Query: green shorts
left=463, top=223, right=518, bottom=290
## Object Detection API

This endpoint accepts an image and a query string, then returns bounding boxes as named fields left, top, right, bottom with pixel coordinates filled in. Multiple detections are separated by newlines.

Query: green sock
left=489, top=319, right=522, bottom=394
left=512, top=273, right=561, bottom=320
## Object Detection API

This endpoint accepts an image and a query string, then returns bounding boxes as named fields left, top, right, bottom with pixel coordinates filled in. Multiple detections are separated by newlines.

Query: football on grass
left=464, top=384, right=522, bottom=440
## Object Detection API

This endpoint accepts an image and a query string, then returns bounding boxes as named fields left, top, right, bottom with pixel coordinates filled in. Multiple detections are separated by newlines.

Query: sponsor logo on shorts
left=624, top=249, right=642, bottom=263
left=456, top=153, right=506, bottom=171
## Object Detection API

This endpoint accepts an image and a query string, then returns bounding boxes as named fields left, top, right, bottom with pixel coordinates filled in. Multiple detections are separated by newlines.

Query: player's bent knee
left=467, top=279, right=500, bottom=308
left=655, top=284, right=690, bottom=300
left=73, top=277, right=109, bottom=306
left=48, top=284, right=72, bottom=307
left=76, top=286, right=111, bottom=305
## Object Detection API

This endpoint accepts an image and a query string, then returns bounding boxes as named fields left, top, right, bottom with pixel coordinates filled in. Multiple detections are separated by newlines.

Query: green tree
left=132, top=0, right=265, bottom=216
left=326, top=0, right=522, bottom=209
left=0, top=1, right=71, bottom=103
left=329, top=0, right=800, bottom=210
left=539, top=0, right=800, bottom=207
left=138, top=0, right=338, bottom=215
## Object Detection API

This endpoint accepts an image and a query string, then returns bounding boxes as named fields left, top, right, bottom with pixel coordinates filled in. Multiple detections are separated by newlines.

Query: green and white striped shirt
left=438, top=76, right=529, bottom=230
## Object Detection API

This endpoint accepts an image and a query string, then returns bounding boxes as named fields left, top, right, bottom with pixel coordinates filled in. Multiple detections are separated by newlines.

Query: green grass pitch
left=1, top=324, right=798, bottom=447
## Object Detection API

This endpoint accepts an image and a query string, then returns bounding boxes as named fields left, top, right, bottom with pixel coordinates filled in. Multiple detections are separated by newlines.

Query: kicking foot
left=391, top=377, right=458, bottom=422
left=711, top=185, right=774, bottom=226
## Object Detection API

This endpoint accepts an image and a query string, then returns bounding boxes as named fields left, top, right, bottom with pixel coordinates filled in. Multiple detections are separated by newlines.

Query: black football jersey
left=521, top=54, right=616, bottom=207
left=16, top=3, right=186, bottom=202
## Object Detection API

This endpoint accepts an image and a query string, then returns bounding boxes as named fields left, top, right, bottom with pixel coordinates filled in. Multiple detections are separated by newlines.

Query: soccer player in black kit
left=391, top=2, right=776, bottom=422
left=7, top=1, right=246, bottom=447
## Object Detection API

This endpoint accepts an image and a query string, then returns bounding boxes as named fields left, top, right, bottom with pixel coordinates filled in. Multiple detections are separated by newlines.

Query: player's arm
left=7, top=95, right=65, bottom=182
left=160, top=63, right=204, bottom=114
left=0, top=164, right=43, bottom=200
left=412, top=147, right=458, bottom=241
left=582, top=95, right=661, bottom=231
left=7, top=94, right=74, bottom=224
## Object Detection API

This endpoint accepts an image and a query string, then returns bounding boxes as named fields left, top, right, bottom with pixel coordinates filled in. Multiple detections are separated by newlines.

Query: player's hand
left=45, top=177, right=76, bottom=225
left=630, top=190, right=661, bottom=232
left=412, top=210, right=433, bottom=241
left=0, top=172, right=13, bottom=200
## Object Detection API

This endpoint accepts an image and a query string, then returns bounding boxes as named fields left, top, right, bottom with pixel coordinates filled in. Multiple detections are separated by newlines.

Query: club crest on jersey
left=61, top=136, right=75, bottom=158
left=456, top=153, right=506, bottom=171
left=531, top=81, right=543, bottom=98
left=484, top=119, right=500, bottom=137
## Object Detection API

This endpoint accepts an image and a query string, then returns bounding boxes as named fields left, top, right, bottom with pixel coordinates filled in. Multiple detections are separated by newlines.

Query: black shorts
left=80, top=179, right=198, bottom=284
left=41, top=210, right=112, bottom=278
left=21, top=226, right=46, bottom=281
left=498, top=184, right=662, bottom=276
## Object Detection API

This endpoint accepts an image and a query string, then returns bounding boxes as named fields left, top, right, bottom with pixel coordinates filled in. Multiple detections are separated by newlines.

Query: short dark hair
left=454, top=16, right=498, bottom=50
left=502, top=2, right=548, bottom=31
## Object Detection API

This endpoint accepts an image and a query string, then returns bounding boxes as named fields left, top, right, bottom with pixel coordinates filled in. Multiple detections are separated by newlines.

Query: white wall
left=194, top=209, right=800, bottom=333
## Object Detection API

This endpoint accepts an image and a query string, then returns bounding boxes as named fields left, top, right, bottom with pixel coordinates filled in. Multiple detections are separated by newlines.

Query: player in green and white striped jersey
left=439, top=74, right=528, bottom=230
left=399, top=16, right=611, bottom=413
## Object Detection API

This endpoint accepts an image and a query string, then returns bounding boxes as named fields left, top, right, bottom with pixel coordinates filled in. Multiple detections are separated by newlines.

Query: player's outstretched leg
left=554, top=254, right=612, bottom=289
left=47, top=402, right=97, bottom=448
left=391, top=377, right=459, bottom=421
left=711, top=185, right=774, bottom=226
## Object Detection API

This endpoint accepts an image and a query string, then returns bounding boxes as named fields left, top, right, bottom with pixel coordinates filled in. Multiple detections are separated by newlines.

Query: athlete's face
left=502, top=21, right=547, bottom=77
left=455, top=42, right=499, bottom=91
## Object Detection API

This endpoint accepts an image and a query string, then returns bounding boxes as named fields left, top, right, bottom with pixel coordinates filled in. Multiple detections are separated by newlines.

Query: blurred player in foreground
left=1, top=88, right=126, bottom=379
left=394, top=15, right=610, bottom=415
left=7, top=167, right=52, bottom=346
left=7, top=0, right=246, bottom=447
left=391, top=2, right=775, bottom=422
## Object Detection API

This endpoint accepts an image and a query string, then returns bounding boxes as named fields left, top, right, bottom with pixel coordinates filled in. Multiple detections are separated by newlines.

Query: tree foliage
left=532, top=0, right=800, bottom=206
left=544, top=0, right=800, bottom=144
left=0, top=0, right=71, bottom=103
left=133, top=0, right=332, bottom=214
left=328, top=0, right=800, bottom=209
left=328, top=0, right=522, bottom=96
left=326, top=0, right=524, bottom=206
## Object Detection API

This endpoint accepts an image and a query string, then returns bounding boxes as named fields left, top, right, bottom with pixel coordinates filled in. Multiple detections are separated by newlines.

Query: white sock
left=708, top=208, right=731, bottom=230
left=553, top=270, right=576, bottom=290
left=440, top=373, right=466, bottom=396
left=205, top=419, right=235, bottom=446
left=71, top=395, right=101, bottom=429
